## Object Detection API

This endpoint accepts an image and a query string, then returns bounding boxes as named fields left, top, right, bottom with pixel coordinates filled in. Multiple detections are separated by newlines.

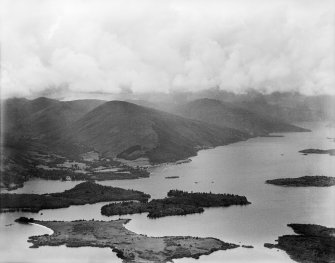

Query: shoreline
left=2, top=128, right=308, bottom=192
left=31, top=223, right=54, bottom=235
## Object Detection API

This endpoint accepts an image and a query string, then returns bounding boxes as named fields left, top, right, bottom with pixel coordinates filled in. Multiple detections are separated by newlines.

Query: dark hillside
left=70, top=101, right=248, bottom=163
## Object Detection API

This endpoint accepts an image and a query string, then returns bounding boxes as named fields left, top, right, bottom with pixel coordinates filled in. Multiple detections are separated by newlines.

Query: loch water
left=1, top=122, right=334, bottom=263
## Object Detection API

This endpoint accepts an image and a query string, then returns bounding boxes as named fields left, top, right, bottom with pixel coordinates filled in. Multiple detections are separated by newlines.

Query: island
left=0, top=182, right=150, bottom=213
left=242, top=245, right=254, bottom=248
left=18, top=218, right=239, bottom=263
left=101, top=190, right=250, bottom=218
left=299, top=149, right=335, bottom=156
left=265, top=176, right=335, bottom=187
left=260, top=135, right=284, bottom=138
left=264, top=224, right=335, bottom=263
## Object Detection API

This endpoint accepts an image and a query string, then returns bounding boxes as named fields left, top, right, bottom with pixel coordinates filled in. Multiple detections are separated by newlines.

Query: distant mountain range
left=173, top=98, right=308, bottom=136
left=2, top=96, right=310, bottom=164
left=121, top=90, right=335, bottom=123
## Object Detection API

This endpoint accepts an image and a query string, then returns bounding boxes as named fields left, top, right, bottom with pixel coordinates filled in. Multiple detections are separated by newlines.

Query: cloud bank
left=1, top=0, right=334, bottom=98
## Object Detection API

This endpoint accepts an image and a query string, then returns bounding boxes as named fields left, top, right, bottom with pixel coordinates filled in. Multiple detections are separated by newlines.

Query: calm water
left=1, top=122, right=334, bottom=263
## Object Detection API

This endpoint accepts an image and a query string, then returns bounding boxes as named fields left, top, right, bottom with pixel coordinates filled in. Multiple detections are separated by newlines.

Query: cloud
left=1, top=0, right=334, bottom=99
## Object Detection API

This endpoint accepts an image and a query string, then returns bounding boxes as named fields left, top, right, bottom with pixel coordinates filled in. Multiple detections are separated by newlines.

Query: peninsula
left=21, top=218, right=239, bottom=263
left=0, top=182, right=150, bottom=213
left=266, top=176, right=335, bottom=187
left=101, top=189, right=250, bottom=218
left=264, top=224, right=335, bottom=263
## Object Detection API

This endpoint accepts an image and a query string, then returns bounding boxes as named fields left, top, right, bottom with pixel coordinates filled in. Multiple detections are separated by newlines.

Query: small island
left=260, top=135, right=284, bottom=138
left=101, top=190, right=250, bottom=218
left=299, top=148, right=335, bottom=156
left=15, top=217, right=35, bottom=224
left=21, top=218, right=239, bottom=262
left=265, top=176, right=335, bottom=187
left=264, top=224, right=335, bottom=263
left=0, top=182, right=150, bottom=213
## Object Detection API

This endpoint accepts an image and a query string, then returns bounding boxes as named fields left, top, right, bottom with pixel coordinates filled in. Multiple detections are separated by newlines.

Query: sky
left=1, top=0, right=334, bottom=99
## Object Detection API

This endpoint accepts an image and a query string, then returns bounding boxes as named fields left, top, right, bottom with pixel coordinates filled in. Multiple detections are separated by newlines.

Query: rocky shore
left=266, top=176, right=335, bottom=187
left=264, top=224, right=335, bottom=263
left=101, top=189, right=250, bottom=218
left=23, top=218, right=239, bottom=263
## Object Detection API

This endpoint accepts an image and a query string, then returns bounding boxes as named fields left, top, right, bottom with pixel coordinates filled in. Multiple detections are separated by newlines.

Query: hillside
left=69, top=101, right=248, bottom=163
left=2, top=97, right=105, bottom=138
left=174, top=99, right=309, bottom=136
left=1, top=97, right=308, bottom=165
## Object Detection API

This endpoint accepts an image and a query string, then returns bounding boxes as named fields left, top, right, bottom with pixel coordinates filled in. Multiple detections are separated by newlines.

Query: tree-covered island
left=101, top=189, right=250, bottom=218
left=0, top=182, right=150, bottom=213
left=299, top=149, right=335, bottom=156
left=266, top=176, right=335, bottom=187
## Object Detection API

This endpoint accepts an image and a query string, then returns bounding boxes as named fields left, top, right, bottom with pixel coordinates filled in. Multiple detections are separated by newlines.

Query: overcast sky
left=1, top=0, right=334, bottom=99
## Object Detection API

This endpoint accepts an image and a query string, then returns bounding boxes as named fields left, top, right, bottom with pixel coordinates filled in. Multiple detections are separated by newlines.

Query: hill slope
left=174, top=99, right=309, bottom=136
left=69, top=101, right=248, bottom=163
left=2, top=97, right=105, bottom=138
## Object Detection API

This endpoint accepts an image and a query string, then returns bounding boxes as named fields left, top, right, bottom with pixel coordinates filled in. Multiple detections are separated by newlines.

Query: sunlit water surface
left=1, top=122, right=334, bottom=263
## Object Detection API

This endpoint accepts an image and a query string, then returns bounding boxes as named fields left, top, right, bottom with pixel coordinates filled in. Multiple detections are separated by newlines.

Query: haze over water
left=1, top=122, right=334, bottom=263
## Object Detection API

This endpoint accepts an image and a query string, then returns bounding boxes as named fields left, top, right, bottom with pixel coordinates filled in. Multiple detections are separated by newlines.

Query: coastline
left=31, top=223, right=54, bottom=235
left=2, top=127, right=307, bottom=192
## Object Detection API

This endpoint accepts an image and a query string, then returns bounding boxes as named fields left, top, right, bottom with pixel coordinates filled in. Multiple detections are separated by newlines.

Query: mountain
left=187, top=90, right=335, bottom=123
left=173, top=98, right=309, bottom=136
left=2, top=97, right=105, bottom=138
left=1, top=97, right=308, bottom=165
left=67, top=101, right=248, bottom=163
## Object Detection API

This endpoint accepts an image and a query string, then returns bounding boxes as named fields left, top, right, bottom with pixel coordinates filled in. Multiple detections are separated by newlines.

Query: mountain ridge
left=173, top=98, right=309, bottom=136
left=2, top=97, right=308, bottom=164
left=68, top=100, right=248, bottom=163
